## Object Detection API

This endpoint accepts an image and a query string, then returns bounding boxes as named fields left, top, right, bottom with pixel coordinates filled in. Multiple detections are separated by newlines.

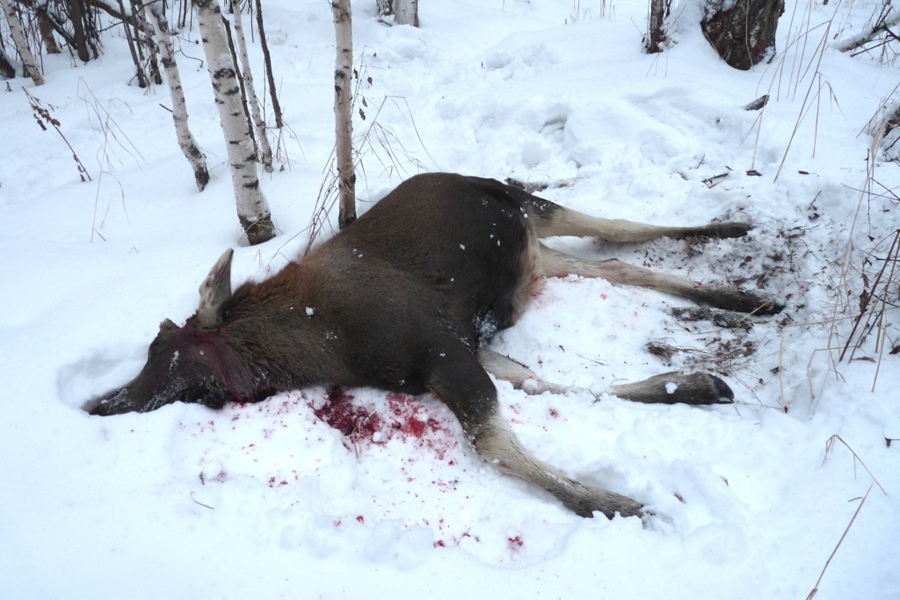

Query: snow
left=1, top=0, right=898, bottom=598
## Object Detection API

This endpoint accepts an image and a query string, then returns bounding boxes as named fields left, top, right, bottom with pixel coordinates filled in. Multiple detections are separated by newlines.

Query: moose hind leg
left=521, top=195, right=751, bottom=242
left=540, top=245, right=783, bottom=314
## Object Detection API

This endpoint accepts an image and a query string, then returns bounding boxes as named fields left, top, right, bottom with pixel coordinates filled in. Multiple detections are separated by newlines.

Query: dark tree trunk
left=701, top=0, right=784, bottom=70
left=0, top=46, right=15, bottom=79
left=254, top=0, right=283, bottom=129
left=118, top=0, right=148, bottom=87
left=67, top=0, right=92, bottom=62
left=645, top=0, right=669, bottom=54
left=37, top=9, right=61, bottom=54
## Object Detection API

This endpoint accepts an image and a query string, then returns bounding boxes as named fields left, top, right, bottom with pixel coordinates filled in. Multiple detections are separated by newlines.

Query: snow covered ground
left=1, top=0, right=898, bottom=598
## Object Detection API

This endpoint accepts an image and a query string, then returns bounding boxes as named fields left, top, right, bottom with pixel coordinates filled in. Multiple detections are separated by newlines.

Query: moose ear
left=196, top=249, right=234, bottom=328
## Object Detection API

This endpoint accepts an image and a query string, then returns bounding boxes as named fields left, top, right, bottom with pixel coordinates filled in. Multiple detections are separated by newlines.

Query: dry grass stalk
left=23, top=88, right=90, bottom=182
left=804, top=482, right=873, bottom=600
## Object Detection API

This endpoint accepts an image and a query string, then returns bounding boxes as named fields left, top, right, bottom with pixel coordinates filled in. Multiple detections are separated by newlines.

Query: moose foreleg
left=472, top=413, right=644, bottom=519
left=427, top=341, right=643, bottom=519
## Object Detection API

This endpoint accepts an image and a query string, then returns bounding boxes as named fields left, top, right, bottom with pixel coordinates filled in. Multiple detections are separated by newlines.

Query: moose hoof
left=611, top=372, right=734, bottom=405
left=707, top=222, right=752, bottom=239
left=701, top=287, right=784, bottom=315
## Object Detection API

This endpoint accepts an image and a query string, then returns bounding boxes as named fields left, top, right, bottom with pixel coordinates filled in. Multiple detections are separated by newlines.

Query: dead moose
left=87, top=173, right=781, bottom=519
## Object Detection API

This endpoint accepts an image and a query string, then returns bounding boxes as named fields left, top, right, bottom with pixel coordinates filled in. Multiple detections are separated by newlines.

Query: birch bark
left=229, top=0, right=273, bottom=172
left=0, top=0, right=44, bottom=85
left=145, top=0, right=209, bottom=191
left=193, top=0, right=274, bottom=245
left=332, top=0, right=356, bottom=229
left=394, top=0, right=418, bottom=27
left=377, top=0, right=419, bottom=26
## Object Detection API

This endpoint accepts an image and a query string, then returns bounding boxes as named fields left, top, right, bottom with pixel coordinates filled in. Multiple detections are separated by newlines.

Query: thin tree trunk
left=230, top=0, right=273, bottom=172
left=37, top=9, right=61, bottom=54
left=118, top=0, right=148, bottom=87
left=131, top=0, right=161, bottom=84
left=0, top=0, right=44, bottom=85
left=67, top=0, right=92, bottom=62
left=222, top=14, right=258, bottom=158
left=0, top=46, right=15, bottom=78
left=253, top=0, right=282, bottom=129
left=646, top=0, right=667, bottom=53
left=145, top=0, right=209, bottom=191
left=332, top=0, right=356, bottom=230
left=193, top=0, right=275, bottom=245
left=393, top=0, right=418, bottom=27
left=19, top=1, right=79, bottom=58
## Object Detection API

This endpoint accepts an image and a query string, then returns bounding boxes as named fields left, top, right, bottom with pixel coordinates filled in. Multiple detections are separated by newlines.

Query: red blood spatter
left=310, top=387, right=381, bottom=438
left=306, top=389, right=459, bottom=459
left=508, top=535, right=524, bottom=549
left=387, top=394, right=446, bottom=440
left=356, top=515, right=365, bottom=524
left=548, top=407, right=559, bottom=418
left=398, top=414, right=426, bottom=437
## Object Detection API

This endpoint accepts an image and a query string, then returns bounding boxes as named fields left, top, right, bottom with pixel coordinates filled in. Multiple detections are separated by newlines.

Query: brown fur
left=87, top=173, right=781, bottom=519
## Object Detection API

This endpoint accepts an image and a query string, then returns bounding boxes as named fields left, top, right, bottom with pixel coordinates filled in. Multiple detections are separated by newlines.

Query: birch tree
left=229, top=0, right=273, bottom=172
left=0, top=0, right=44, bottom=85
left=145, top=0, right=209, bottom=191
left=332, top=0, right=356, bottom=229
left=394, top=0, right=418, bottom=26
left=193, top=0, right=275, bottom=245
left=377, top=0, right=418, bottom=27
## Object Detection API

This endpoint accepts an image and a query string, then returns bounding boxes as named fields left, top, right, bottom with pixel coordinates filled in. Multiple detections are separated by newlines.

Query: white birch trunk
left=193, top=0, right=274, bottom=245
left=394, top=0, right=418, bottom=27
left=332, top=0, right=356, bottom=229
left=229, top=0, right=273, bottom=173
left=145, top=0, right=209, bottom=191
left=0, top=0, right=44, bottom=85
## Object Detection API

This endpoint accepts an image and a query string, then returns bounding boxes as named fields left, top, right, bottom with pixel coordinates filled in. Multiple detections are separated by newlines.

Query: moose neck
left=216, top=261, right=357, bottom=395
